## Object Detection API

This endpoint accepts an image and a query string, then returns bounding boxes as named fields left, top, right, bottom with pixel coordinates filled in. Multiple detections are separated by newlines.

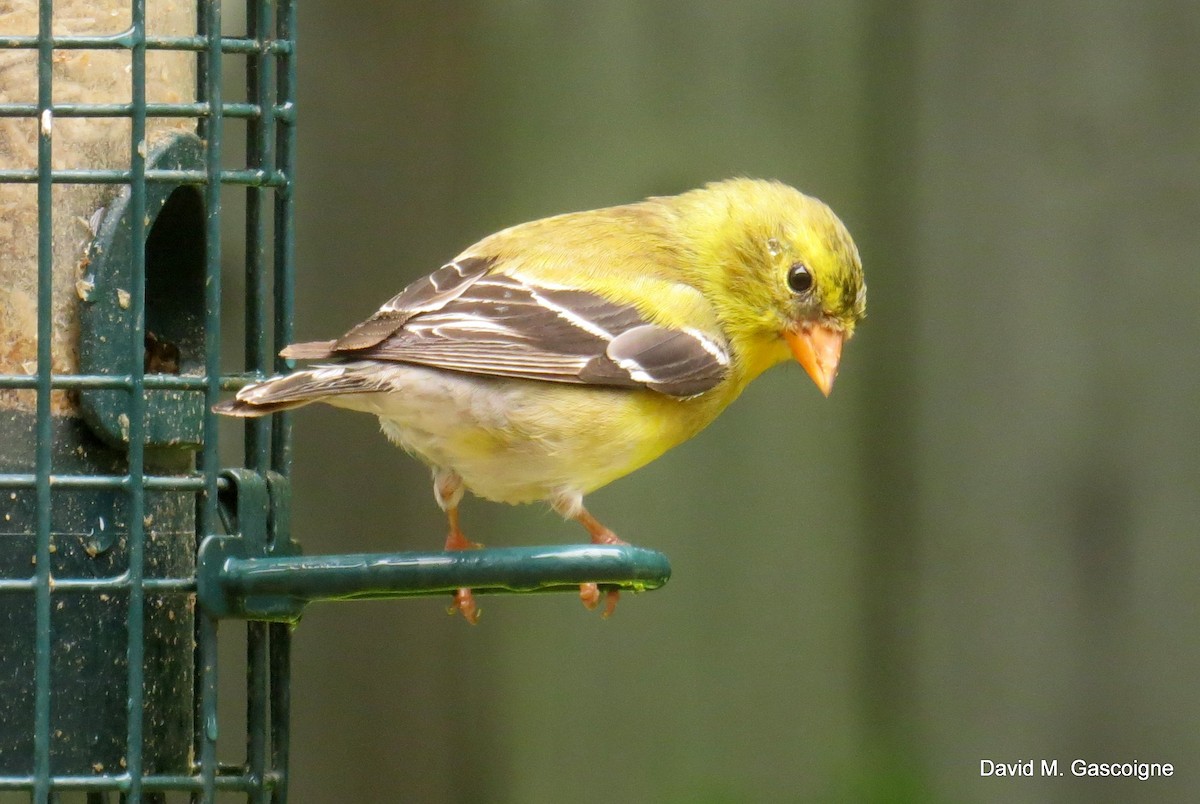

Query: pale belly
left=324, top=363, right=716, bottom=505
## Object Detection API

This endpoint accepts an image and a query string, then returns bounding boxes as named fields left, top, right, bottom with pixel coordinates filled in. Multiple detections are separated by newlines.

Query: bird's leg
left=553, top=494, right=626, bottom=617
left=574, top=508, right=628, bottom=546
left=434, top=469, right=480, bottom=623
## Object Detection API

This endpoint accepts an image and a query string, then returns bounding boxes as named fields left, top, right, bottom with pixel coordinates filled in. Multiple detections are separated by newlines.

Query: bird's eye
left=786, top=263, right=813, bottom=294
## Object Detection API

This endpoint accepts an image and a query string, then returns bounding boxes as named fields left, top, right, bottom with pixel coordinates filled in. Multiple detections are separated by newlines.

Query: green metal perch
left=199, top=468, right=670, bottom=622
left=197, top=539, right=671, bottom=622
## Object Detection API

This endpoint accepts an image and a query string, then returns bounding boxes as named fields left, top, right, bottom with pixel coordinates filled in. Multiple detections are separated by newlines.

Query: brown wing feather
left=333, top=257, right=494, bottom=350
left=272, top=256, right=730, bottom=398
left=279, top=340, right=336, bottom=360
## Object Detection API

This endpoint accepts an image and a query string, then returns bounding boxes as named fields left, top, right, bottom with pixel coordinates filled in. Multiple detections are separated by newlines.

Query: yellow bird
left=215, top=178, right=866, bottom=622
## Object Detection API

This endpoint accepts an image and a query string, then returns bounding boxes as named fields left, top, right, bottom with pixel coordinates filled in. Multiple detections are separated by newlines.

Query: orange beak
left=785, top=324, right=844, bottom=397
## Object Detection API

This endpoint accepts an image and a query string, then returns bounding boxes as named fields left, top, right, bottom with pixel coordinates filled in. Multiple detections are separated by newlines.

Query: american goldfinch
left=216, top=178, right=866, bottom=622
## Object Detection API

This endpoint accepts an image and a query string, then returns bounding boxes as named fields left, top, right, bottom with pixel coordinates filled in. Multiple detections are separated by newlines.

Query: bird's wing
left=283, top=256, right=730, bottom=398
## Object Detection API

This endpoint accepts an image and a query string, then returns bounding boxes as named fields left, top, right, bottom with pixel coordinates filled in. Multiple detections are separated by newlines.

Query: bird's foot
left=591, top=529, right=627, bottom=546
left=442, top=507, right=482, bottom=622
left=444, top=527, right=482, bottom=552
left=579, top=583, right=620, bottom=618
left=573, top=509, right=628, bottom=547
left=448, top=587, right=480, bottom=624
left=570, top=507, right=627, bottom=616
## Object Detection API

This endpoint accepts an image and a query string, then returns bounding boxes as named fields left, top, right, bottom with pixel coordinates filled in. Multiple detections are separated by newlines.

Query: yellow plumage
left=216, top=178, right=866, bottom=622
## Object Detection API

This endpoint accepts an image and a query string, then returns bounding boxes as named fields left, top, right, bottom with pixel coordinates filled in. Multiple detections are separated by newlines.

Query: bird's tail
left=213, top=365, right=378, bottom=418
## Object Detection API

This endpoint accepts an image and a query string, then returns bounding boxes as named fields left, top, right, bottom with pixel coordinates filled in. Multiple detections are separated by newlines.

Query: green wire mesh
left=0, top=0, right=297, bottom=799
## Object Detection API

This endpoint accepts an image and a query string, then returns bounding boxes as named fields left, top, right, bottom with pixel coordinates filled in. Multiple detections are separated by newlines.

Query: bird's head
left=765, top=190, right=865, bottom=397
left=676, top=179, right=866, bottom=396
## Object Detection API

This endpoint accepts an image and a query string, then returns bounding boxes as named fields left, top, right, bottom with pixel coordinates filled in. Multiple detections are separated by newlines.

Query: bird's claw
left=601, top=588, right=619, bottom=618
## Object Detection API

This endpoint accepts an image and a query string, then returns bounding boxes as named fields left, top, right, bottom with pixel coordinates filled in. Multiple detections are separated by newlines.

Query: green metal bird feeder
left=0, top=2, right=669, bottom=800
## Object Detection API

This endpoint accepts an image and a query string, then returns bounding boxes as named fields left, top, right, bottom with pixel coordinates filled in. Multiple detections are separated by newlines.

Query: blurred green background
left=231, top=1, right=1200, bottom=801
